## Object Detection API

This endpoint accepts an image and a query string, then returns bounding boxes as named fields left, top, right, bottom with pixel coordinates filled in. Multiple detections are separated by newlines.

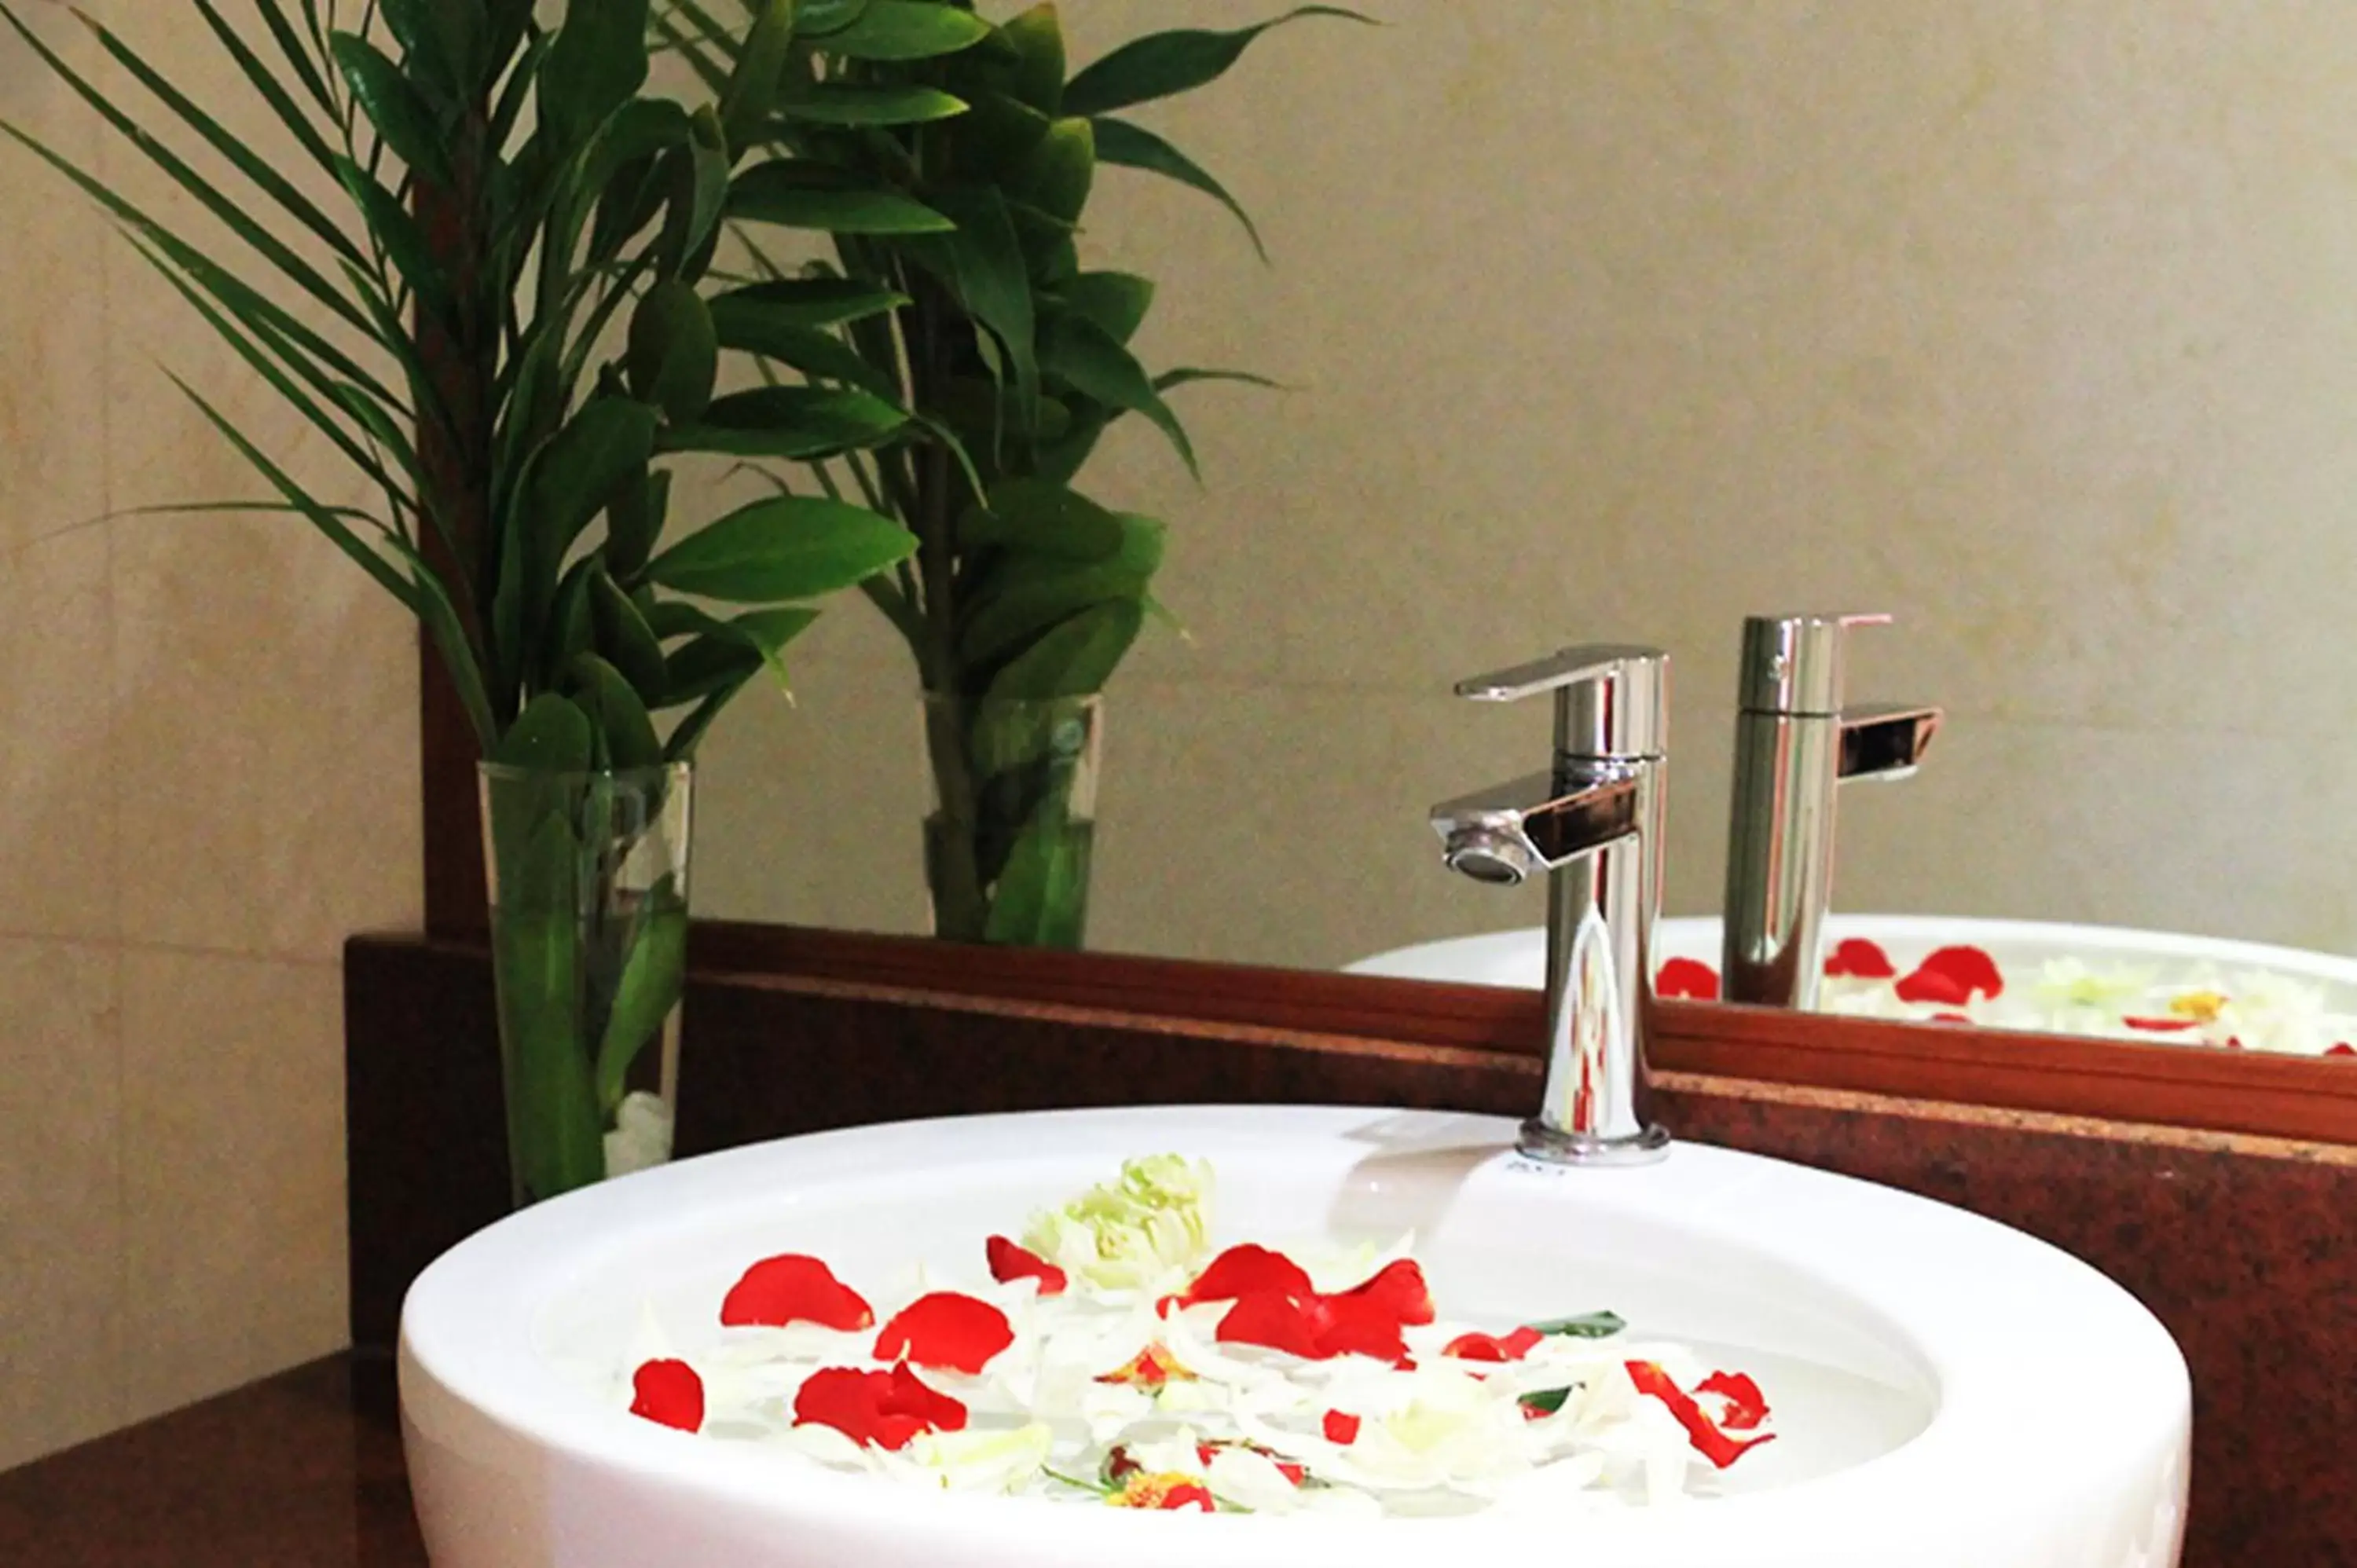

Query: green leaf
left=543, top=557, right=599, bottom=687
left=1527, top=1310, right=1627, bottom=1340
left=983, top=808, right=1091, bottom=947
left=709, top=277, right=909, bottom=331
left=1014, top=116, right=1093, bottom=226
left=944, top=87, right=1051, bottom=181
left=1518, top=1387, right=1571, bottom=1418
left=795, top=0, right=874, bottom=33
left=541, top=0, right=653, bottom=150
left=662, top=627, right=763, bottom=705
left=531, top=399, right=664, bottom=562
left=332, top=155, right=451, bottom=324
left=992, top=2, right=1065, bottom=114
left=1157, top=366, right=1285, bottom=394
left=930, top=379, right=1070, bottom=443
left=494, top=692, right=596, bottom=771
left=489, top=896, right=603, bottom=1201
left=627, top=279, right=720, bottom=423
left=643, top=496, right=916, bottom=602
left=91, top=5, right=354, bottom=258
left=570, top=653, right=665, bottom=768
left=817, top=0, right=992, bottom=60
left=329, top=32, right=453, bottom=186
left=1043, top=313, right=1197, bottom=478
left=0, top=11, right=377, bottom=341
left=717, top=317, right=896, bottom=396
left=1092, top=116, right=1266, bottom=262
left=905, top=185, right=1036, bottom=410
left=664, top=385, right=908, bottom=459
left=607, top=469, right=671, bottom=581
left=590, top=566, right=672, bottom=704
left=1056, top=271, right=1154, bottom=346
left=719, top=0, right=797, bottom=154
left=987, top=597, right=1146, bottom=701
left=961, top=478, right=1124, bottom=561
left=779, top=83, right=970, bottom=126
left=960, top=556, right=1151, bottom=670
left=728, top=162, right=954, bottom=233
left=1061, top=6, right=1375, bottom=118
left=730, top=606, right=822, bottom=680
left=583, top=98, right=695, bottom=215
left=247, top=0, right=341, bottom=121
left=593, top=907, right=687, bottom=1115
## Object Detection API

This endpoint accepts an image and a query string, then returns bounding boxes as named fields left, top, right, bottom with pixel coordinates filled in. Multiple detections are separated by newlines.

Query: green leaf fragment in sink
left=1527, top=1310, right=1626, bottom=1339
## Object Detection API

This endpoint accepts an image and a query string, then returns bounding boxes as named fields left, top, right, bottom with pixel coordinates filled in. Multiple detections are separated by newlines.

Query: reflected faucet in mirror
left=1722, top=613, right=1944, bottom=1010
left=1428, top=646, right=1672, bottom=1166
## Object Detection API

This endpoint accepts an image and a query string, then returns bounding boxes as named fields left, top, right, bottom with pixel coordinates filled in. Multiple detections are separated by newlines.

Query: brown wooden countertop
left=0, top=1354, right=424, bottom=1567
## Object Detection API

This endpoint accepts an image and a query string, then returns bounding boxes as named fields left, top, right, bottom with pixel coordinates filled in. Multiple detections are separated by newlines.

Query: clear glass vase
left=921, top=693, right=1102, bottom=949
left=478, top=761, right=692, bottom=1207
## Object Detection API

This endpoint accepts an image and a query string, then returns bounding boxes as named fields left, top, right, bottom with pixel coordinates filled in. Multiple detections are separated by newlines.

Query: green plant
left=0, top=0, right=917, bottom=770
left=665, top=0, right=1370, bottom=944
left=0, top=0, right=925, bottom=1202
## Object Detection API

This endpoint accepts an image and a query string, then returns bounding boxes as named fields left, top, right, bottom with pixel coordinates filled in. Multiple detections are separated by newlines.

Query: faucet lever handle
left=1454, top=644, right=1668, bottom=758
left=1739, top=611, right=1895, bottom=715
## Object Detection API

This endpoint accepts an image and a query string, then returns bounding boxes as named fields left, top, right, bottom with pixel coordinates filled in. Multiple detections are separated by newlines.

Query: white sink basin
left=400, top=1105, right=2188, bottom=1567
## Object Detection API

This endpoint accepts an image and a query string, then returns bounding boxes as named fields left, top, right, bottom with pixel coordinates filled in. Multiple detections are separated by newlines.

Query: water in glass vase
left=481, top=763, right=692, bottom=1207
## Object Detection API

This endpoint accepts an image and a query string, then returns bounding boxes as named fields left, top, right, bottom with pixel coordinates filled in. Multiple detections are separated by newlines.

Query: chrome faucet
left=1721, top=613, right=1942, bottom=1009
left=1429, top=646, right=1671, bottom=1166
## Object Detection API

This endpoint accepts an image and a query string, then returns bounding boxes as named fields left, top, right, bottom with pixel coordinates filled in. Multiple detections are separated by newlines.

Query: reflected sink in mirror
left=1351, top=917, right=2357, bottom=1061
left=401, top=1106, right=2188, bottom=1567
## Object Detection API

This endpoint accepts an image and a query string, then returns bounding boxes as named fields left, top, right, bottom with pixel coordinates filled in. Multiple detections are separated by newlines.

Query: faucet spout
left=1430, top=764, right=1643, bottom=887
left=1839, top=704, right=1942, bottom=782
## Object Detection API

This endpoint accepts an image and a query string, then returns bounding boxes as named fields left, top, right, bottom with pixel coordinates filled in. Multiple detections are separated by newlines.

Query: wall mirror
left=620, top=3, right=2357, bottom=1071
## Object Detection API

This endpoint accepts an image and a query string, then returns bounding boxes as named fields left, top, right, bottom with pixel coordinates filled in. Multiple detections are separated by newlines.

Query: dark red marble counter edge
left=338, top=936, right=2352, bottom=1568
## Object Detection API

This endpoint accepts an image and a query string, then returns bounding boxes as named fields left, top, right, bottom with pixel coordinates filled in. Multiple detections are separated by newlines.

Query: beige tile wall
left=0, top=5, right=419, bottom=1468
left=698, top=1, right=2357, bottom=970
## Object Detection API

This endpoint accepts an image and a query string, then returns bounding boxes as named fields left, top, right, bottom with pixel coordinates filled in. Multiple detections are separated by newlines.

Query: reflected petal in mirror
left=1351, top=917, right=2357, bottom=1061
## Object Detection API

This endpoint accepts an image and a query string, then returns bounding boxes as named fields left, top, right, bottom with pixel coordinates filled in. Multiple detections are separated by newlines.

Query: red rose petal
left=1445, top=1331, right=1512, bottom=1362
left=1215, top=1291, right=1323, bottom=1357
left=1893, top=965, right=1971, bottom=1007
left=1656, top=957, right=1720, bottom=1001
left=2329, top=1043, right=2355, bottom=1057
left=1157, top=1482, right=1216, bottom=1512
left=1824, top=938, right=1897, bottom=980
left=2124, top=1017, right=2198, bottom=1033
left=793, top=1365, right=966, bottom=1451
left=1918, top=944, right=2004, bottom=1000
left=874, top=1291, right=1014, bottom=1375
left=1696, top=1370, right=1771, bottom=1431
left=1181, top=1244, right=1314, bottom=1306
left=720, top=1255, right=874, bottom=1331
left=1323, top=1409, right=1362, bottom=1445
left=1931, top=1012, right=1974, bottom=1024
left=1445, top=1324, right=1546, bottom=1363
left=984, top=1234, right=1068, bottom=1295
left=627, top=1358, right=703, bottom=1433
left=1627, top=1361, right=1774, bottom=1469
left=1307, top=1293, right=1409, bottom=1363
left=1338, top=1258, right=1434, bottom=1326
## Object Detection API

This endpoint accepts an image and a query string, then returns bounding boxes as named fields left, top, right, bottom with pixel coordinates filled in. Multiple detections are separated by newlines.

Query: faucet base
left=1515, top=1119, right=1671, bottom=1167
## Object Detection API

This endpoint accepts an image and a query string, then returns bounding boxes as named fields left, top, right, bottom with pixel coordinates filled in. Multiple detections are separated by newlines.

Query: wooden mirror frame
left=418, top=648, right=2357, bottom=1145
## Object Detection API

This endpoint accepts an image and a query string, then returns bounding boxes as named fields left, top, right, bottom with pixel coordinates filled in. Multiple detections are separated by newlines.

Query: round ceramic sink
left=1350, top=915, right=2357, bottom=1057
left=400, top=1105, right=2188, bottom=1567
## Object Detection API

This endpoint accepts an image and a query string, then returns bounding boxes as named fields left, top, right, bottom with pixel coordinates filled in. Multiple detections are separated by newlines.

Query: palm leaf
left=163, top=370, right=421, bottom=615
left=190, top=0, right=346, bottom=184
left=0, top=4, right=379, bottom=341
